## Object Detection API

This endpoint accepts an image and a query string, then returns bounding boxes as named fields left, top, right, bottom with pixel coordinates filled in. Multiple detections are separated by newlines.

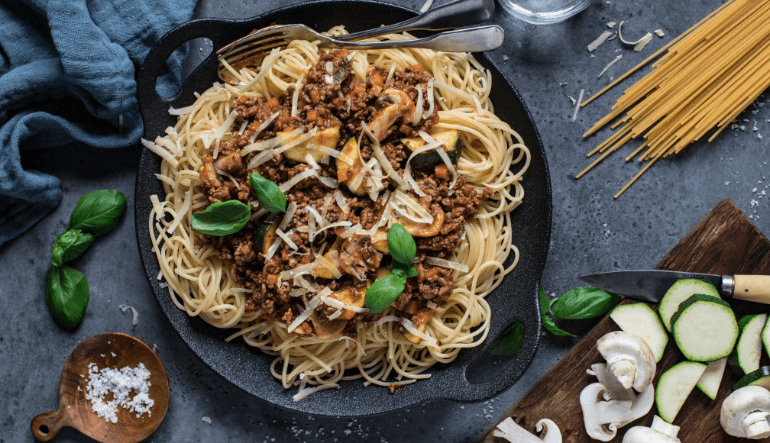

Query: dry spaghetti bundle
left=578, top=0, right=770, bottom=197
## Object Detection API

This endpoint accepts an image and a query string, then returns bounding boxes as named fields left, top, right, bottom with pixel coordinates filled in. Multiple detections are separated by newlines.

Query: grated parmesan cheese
left=84, top=362, right=154, bottom=423
left=587, top=31, right=612, bottom=52
left=118, top=305, right=139, bottom=326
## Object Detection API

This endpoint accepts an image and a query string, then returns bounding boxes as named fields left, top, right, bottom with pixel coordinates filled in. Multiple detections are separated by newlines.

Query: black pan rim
left=134, top=0, right=551, bottom=416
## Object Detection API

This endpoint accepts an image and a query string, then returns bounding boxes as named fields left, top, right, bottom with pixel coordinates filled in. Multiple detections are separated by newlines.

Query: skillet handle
left=137, top=18, right=230, bottom=122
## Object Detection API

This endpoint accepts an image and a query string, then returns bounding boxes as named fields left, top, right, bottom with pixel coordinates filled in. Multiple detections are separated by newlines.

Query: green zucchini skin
left=734, top=366, right=770, bottom=391
left=728, top=314, right=767, bottom=376
left=655, top=361, right=708, bottom=423
left=659, top=278, right=721, bottom=332
left=671, top=294, right=738, bottom=362
left=610, top=303, right=668, bottom=362
left=401, top=130, right=461, bottom=174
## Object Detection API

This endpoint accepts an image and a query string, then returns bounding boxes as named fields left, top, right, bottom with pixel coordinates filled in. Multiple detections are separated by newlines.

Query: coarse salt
left=84, top=362, right=154, bottom=423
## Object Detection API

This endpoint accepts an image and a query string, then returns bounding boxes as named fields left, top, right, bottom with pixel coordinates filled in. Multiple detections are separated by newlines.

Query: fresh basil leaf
left=45, top=265, right=90, bottom=328
left=549, top=298, right=559, bottom=313
left=387, top=224, right=416, bottom=266
left=254, top=223, right=270, bottom=251
left=551, top=287, right=622, bottom=320
left=488, top=322, right=525, bottom=355
left=249, top=173, right=287, bottom=213
left=51, top=230, right=95, bottom=267
left=68, top=190, right=126, bottom=235
left=364, top=273, right=406, bottom=314
left=538, top=286, right=550, bottom=317
left=392, top=266, right=407, bottom=278
left=542, top=316, right=576, bottom=337
left=407, top=266, right=419, bottom=278
left=191, top=200, right=251, bottom=236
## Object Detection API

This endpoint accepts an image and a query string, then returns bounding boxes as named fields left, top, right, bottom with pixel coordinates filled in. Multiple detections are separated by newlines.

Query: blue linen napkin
left=0, top=0, right=197, bottom=246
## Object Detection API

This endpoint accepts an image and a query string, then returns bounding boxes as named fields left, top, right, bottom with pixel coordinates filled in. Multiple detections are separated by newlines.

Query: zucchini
left=729, top=314, right=767, bottom=376
left=734, top=366, right=770, bottom=391
left=281, top=125, right=341, bottom=163
left=762, top=313, right=770, bottom=358
left=610, top=303, right=668, bottom=362
left=655, top=361, right=708, bottom=423
left=696, top=357, right=727, bottom=400
left=658, top=278, right=721, bottom=332
left=401, top=129, right=461, bottom=174
left=671, top=294, right=738, bottom=362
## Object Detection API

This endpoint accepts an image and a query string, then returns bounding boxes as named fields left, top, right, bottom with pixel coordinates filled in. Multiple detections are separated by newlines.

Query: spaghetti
left=144, top=27, right=529, bottom=396
left=578, top=0, right=770, bottom=197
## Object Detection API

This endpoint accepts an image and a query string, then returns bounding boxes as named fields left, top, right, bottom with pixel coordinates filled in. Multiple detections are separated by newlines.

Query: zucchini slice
left=658, top=278, right=721, bottom=332
left=655, top=361, right=708, bottom=423
left=696, top=357, right=727, bottom=400
left=762, top=313, right=770, bottom=358
left=610, top=303, right=668, bottom=362
left=281, top=125, right=341, bottom=163
left=401, top=129, right=461, bottom=174
left=671, top=294, right=738, bottom=362
left=729, top=314, right=768, bottom=376
left=734, top=366, right=770, bottom=391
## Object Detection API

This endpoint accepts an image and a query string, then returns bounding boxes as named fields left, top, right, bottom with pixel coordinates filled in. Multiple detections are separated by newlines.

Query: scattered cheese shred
left=288, top=288, right=332, bottom=333
left=587, top=31, right=612, bottom=52
left=655, top=29, right=665, bottom=37
left=141, top=138, right=178, bottom=167
left=248, top=111, right=280, bottom=143
left=419, top=0, right=433, bottom=13
left=202, top=417, right=212, bottom=424
left=634, top=33, right=653, bottom=52
left=572, top=89, right=585, bottom=123
left=279, top=168, right=317, bottom=192
left=212, top=110, right=238, bottom=144
left=291, top=75, right=305, bottom=117
left=279, top=201, right=298, bottom=231
left=276, top=229, right=298, bottom=250
left=425, top=256, right=469, bottom=273
left=118, top=305, right=139, bottom=325
left=598, top=55, right=623, bottom=78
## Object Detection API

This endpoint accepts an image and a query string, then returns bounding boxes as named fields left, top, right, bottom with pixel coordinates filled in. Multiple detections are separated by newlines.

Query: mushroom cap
left=597, top=331, right=657, bottom=392
left=622, top=426, right=680, bottom=443
left=721, top=386, right=770, bottom=439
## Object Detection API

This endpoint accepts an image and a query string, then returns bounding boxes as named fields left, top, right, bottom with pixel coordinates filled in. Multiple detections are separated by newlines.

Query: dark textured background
left=2, top=0, right=769, bottom=441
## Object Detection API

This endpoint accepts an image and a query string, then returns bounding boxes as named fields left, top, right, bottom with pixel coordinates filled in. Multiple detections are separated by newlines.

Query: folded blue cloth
left=0, top=0, right=197, bottom=246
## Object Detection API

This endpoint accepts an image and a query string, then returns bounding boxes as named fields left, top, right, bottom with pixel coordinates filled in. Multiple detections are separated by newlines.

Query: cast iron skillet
left=134, top=0, right=551, bottom=416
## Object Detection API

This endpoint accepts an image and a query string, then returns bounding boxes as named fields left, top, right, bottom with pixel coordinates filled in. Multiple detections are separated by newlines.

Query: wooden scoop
left=31, top=332, right=169, bottom=442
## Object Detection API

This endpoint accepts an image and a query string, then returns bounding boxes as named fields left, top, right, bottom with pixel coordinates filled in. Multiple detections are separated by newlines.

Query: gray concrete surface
left=2, top=0, right=769, bottom=441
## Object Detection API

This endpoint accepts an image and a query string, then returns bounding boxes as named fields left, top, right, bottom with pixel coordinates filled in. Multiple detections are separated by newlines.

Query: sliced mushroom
left=313, top=238, right=344, bottom=279
left=493, top=417, right=562, bottom=443
left=200, top=156, right=223, bottom=188
left=580, top=383, right=634, bottom=442
left=402, top=203, right=444, bottom=237
left=214, top=151, right=244, bottom=174
left=372, top=227, right=389, bottom=254
left=338, top=234, right=383, bottom=280
left=403, top=308, right=436, bottom=344
left=623, top=416, right=681, bottom=443
left=261, top=218, right=281, bottom=255
left=281, top=125, right=341, bottom=163
left=369, top=88, right=414, bottom=141
left=721, top=386, right=770, bottom=439
left=310, top=312, right=347, bottom=339
left=597, top=331, right=656, bottom=393
left=587, top=363, right=655, bottom=428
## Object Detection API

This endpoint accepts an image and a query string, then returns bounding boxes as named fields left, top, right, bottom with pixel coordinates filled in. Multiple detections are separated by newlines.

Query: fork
left=216, top=24, right=504, bottom=85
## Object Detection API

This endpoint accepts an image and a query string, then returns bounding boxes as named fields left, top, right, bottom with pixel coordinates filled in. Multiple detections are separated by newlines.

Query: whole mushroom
left=721, top=386, right=770, bottom=439
left=597, top=331, right=657, bottom=393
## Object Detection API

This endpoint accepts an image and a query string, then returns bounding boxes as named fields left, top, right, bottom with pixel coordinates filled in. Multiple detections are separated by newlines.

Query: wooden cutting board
left=477, top=199, right=770, bottom=443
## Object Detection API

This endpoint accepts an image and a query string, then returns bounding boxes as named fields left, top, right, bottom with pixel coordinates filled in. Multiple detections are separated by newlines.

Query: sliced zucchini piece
left=261, top=218, right=280, bottom=255
left=336, top=137, right=366, bottom=196
left=401, top=129, right=461, bottom=174
left=696, top=357, right=727, bottom=400
left=729, top=314, right=768, bottom=376
left=734, top=366, right=770, bottom=391
left=610, top=303, right=668, bottom=362
left=655, top=361, right=708, bottom=423
left=762, top=313, right=770, bottom=358
left=658, top=278, right=721, bottom=332
left=281, top=125, right=341, bottom=163
left=671, top=294, right=738, bottom=362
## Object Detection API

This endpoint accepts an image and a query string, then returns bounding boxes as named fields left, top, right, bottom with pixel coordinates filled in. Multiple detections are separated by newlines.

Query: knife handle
left=732, top=275, right=770, bottom=304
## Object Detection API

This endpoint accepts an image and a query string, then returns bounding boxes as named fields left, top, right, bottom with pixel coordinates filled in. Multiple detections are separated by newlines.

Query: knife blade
left=578, top=270, right=734, bottom=304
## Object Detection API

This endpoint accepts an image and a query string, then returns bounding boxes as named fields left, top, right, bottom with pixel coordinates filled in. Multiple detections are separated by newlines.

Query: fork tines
left=218, top=28, right=290, bottom=65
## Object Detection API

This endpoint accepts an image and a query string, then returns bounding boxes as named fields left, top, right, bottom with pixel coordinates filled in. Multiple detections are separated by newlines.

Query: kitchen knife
left=579, top=270, right=770, bottom=304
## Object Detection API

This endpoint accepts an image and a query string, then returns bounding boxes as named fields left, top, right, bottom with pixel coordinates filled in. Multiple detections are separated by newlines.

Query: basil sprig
left=51, top=229, right=95, bottom=267
left=191, top=200, right=251, bottom=236
left=68, top=190, right=127, bottom=235
left=44, top=190, right=126, bottom=328
left=364, top=224, right=420, bottom=314
left=488, top=322, right=525, bottom=355
left=539, top=286, right=622, bottom=337
left=250, top=173, right=286, bottom=213
left=551, top=287, right=621, bottom=320
left=540, top=287, right=576, bottom=337
left=45, top=265, right=90, bottom=328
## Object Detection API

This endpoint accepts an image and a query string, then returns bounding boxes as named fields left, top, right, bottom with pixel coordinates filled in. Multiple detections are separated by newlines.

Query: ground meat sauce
left=196, top=50, right=490, bottom=340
